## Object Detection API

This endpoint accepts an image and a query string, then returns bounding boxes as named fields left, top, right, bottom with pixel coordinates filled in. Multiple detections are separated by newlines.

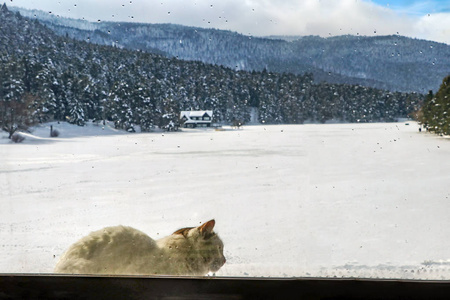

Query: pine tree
left=432, top=76, right=450, bottom=135
left=420, top=76, right=450, bottom=135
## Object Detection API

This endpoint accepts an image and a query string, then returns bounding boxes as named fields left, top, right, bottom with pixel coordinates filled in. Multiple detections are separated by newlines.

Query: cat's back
left=54, top=225, right=158, bottom=274
left=66, top=225, right=155, bottom=256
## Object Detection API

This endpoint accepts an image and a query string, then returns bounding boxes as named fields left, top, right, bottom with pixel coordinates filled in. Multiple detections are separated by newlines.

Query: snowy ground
left=1, top=121, right=450, bottom=279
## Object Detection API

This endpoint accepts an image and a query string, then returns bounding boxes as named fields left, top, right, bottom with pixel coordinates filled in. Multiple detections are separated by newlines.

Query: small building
left=180, top=110, right=213, bottom=128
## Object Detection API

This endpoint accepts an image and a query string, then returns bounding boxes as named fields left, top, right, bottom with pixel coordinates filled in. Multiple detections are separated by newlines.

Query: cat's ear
left=173, top=227, right=194, bottom=237
left=199, top=219, right=215, bottom=238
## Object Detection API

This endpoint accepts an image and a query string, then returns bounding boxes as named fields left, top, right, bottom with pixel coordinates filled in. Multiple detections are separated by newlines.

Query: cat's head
left=172, top=219, right=226, bottom=274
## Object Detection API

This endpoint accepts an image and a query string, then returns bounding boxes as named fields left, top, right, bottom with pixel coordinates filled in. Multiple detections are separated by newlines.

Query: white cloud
left=173, top=0, right=416, bottom=38
left=413, top=12, right=450, bottom=44
left=9, top=0, right=450, bottom=44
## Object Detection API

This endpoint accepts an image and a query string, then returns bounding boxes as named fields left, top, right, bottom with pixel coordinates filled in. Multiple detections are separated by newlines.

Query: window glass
left=1, top=0, right=450, bottom=280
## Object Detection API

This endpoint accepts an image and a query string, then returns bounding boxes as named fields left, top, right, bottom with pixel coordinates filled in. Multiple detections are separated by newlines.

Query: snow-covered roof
left=180, top=110, right=213, bottom=118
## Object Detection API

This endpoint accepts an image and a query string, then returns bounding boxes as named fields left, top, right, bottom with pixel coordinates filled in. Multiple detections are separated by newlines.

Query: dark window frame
left=1, top=275, right=450, bottom=299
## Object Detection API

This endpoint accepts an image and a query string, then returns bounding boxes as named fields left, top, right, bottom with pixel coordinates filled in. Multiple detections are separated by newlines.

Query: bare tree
left=1, top=93, right=40, bottom=139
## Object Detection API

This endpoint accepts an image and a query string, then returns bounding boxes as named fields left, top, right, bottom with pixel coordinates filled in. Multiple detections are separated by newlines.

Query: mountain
left=10, top=6, right=450, bottom=94
left=1, top=4, right=422, bottom=132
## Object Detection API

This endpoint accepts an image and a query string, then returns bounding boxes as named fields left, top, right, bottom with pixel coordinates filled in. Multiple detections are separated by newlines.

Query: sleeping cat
left=54, top=219, right=226, bottom=276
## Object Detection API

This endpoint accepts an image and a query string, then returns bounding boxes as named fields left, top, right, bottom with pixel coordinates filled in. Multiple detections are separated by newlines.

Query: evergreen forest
left=0, top=5, right=427, bottom=137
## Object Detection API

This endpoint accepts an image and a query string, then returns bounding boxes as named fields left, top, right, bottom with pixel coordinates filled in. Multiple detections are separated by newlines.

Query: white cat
left=54, top=219, right=226, bottom=276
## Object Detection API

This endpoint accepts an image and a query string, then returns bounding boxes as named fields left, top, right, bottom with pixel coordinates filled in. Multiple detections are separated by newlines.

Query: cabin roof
left=180, top=110, right=213, bottom=118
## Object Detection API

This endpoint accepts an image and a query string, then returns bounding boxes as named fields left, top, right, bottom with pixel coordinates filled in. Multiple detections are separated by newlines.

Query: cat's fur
left=54, top=219, right=226, bottom=276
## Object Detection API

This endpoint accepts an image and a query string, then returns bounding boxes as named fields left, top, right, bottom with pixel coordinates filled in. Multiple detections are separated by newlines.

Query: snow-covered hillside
left=10, top=6, right=450, bottom=93
left=1, top=122, right=450, bottom=279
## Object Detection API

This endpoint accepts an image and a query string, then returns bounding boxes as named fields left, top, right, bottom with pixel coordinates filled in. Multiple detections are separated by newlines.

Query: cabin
left=180, top=110, right=213, bottom=128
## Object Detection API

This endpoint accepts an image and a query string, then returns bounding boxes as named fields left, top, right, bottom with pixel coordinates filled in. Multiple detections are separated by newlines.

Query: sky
left=8, top=0, right=450, bottom=44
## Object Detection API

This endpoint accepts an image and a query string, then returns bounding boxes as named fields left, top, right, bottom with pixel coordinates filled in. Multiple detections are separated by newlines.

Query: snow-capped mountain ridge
left=10, top=5, right=450, bottom=93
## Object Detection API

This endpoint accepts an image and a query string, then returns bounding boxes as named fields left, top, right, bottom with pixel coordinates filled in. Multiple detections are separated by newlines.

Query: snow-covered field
left=1, top=121, right=450, bottom=279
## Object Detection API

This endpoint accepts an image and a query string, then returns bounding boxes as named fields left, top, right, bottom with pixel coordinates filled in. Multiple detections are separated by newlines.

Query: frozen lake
left=1, top=122, right=450, bottom=279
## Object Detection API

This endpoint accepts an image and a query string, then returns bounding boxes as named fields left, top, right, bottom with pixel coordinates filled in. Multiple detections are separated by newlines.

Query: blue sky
left=372, top=0, right=450, bottom=14
left=9, top=0, right=450, bottom=44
